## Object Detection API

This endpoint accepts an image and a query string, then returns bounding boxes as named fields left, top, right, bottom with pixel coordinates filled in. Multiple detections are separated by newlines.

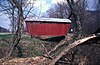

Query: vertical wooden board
left=26, top=22, right=71, bottom=36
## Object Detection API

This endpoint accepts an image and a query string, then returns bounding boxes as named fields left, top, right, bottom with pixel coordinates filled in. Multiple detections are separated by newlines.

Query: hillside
left=0, top=26, right=9, bottom=32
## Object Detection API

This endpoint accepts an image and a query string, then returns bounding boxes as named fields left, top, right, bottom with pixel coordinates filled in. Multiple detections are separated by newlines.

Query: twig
left=47, top=35, right=72, bottom=55
left=43, top=34, right=73, bottom=60
left=41, top=43, right=53, bottom=59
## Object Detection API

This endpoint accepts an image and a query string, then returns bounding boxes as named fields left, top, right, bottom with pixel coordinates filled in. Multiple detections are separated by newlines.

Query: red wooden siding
left=26, top=22, right=70, bottom=36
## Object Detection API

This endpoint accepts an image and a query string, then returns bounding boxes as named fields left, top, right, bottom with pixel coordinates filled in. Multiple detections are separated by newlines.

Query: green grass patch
left=0, top=34, right=12, bottom=39
left=0, top=34, right=46, bottom=57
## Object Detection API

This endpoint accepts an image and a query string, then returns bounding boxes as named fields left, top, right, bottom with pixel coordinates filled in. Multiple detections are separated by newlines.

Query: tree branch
left=49, top=34, right=97, bottom=65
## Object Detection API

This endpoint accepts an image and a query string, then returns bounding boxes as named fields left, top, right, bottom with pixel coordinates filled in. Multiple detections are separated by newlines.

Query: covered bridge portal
left=25, top=18, right=71, bottom=36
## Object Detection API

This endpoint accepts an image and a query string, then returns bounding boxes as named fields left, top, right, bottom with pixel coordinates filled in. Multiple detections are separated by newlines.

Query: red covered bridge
left=25, top=18, right=71, bottom=36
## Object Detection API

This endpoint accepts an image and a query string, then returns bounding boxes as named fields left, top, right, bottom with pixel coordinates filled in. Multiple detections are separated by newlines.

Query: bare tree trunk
left=12, top=7, right=15, bottom=35
left=0, top=0, right=35, bottom=57
left=7, top=7, right=24, bottom=57
left=67, top=0, right=86, bottom=37
left=49, top=34, right=96, bottom=65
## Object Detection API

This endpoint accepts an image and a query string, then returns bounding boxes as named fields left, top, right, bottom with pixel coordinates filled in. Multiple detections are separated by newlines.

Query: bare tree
left=65, top=0, right=87, bottom=36
left=47, top=2, right=69, bottom=18
left=0, top=0, right=36, bottom=57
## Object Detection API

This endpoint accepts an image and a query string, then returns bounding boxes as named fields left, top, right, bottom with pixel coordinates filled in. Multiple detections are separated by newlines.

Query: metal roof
left=26, top=18, right=71, bottom=23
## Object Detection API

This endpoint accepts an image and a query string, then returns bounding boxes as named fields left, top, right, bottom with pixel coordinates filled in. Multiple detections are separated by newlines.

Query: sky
left=0, top=0, right=99, bottom=30
left=0, top=13, right=10, bottom=30
left=86, top=0, right=98, bottom=11
left=0, top=0, right=55, bottom=30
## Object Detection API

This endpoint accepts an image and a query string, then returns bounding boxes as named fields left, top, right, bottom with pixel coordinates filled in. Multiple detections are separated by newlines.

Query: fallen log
left=43, top=34, right=73, bottom=59
left=49, top=34, right=97, bottom=65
